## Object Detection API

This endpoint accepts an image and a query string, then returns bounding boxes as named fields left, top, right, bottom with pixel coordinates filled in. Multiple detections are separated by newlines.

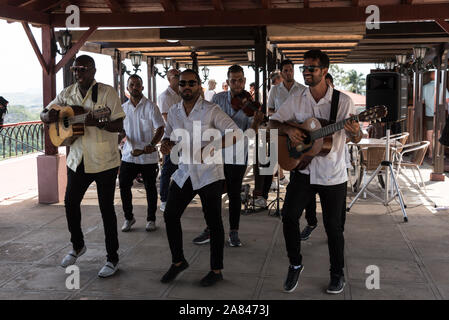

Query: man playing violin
left=269, top=50, right=362, bottom=294
left=119, top=74, right=165, bottom=233
left=192, top=65, right=264, bottom=247
left=40, top=55, right=125, bottom=278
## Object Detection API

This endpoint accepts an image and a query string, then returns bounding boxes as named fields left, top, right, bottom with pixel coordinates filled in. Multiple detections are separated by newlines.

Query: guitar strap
left=329, top=89, right=340, bottom=124
left=92, top=83, right=99, bottom=103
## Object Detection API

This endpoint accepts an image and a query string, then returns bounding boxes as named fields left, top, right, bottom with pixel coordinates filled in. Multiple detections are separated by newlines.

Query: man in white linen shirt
left=40, top=55, right=125, bottom=278
left=269, top=50, right=362, bottom=295
left=159, top=69, right=239, bottom=287
left=119, top=74, right=165, bottom=233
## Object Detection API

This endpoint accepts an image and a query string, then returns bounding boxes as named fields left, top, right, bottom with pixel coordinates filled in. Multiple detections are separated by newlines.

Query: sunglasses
left=179, top=80, right=198, bottom=87
left=70, top=66, right=92, bottom=73
left=300, top=65, right=324, bottom=73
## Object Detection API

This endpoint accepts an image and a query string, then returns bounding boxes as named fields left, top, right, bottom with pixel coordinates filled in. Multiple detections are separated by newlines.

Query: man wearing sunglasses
left=270, top=50, right=361, bottom=294
left=160, top=69, right=240, bottom=287
left=157, top=69, right=181, bottom=213
left=119, top=74, right=165, bottom=233
left=40, top=55, right=125, bottom=278
left=192, top=65, right=264, bottom=248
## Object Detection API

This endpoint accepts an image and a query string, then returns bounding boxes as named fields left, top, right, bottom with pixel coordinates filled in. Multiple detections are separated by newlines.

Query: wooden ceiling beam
left=54, top=27, right=97, bottom=74
left=18, top=0, right=67, bottom=12
left=212, top=0, right=224, bottom=11
left=104, top=0, right=124, bottom=13
left=49, top=4, right=449, bottom=27
left=160, top=0, right=176, bottom=12
left=0, top=3, right=49, bottom=25
left=261, top=0, right=271, bottom=9
left=21, top=21, right=49, bottom=74
left=436, top=19, right=449, bottom=36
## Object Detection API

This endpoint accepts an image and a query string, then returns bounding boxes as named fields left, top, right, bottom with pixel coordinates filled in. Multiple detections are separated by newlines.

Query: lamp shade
left=202, top=66, right=210, bottom=78
left=61, top=29, right=72, bottom=51
left=162, top=59, right=171, bottom=69
left=247, top=50, right=255, bottom=63
left=413, top=47, right=427, bottom=60
left=129, top=51, right=143, bottom=68
left=396, top=54, right=407, bottom=65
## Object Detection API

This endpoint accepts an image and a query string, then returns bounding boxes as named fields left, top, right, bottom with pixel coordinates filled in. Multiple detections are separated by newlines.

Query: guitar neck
left=68, top=113, right=89, bottom=125
left=310, top=115, right=358, bottom=140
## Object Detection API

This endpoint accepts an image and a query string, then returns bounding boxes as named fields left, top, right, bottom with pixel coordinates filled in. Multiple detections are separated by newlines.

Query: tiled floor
left=0, top=163, right=448, bottom=300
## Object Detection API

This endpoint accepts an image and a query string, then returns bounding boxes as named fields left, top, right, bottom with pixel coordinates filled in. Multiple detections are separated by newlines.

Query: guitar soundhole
left=63, top=117, right=69, bottom=128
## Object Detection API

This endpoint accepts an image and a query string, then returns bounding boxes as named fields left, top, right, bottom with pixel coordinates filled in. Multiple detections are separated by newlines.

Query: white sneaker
left=145, top=221, right=157, bottom=232
left=98, top=261, right=119, bottom=278
left=270, top=181, right=278, bottom=190
left=280, top=176, right=289, bottom=186
left=121, top=218, right=136, bottom=232
left=160, top=202, right=166, bottom=212
left=254, top=196, right=267, bottom=208
left=60, top=246, right=86, bottom=268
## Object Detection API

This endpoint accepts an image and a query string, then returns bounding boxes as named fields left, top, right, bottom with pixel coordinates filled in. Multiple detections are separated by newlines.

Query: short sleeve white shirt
left=157, top=87, right=181, bottom=115
left=270, top=86, right=356, bottom=186
left=164, top=96, right=239, bottom=190
left=121, top=96, right=165, bottom=164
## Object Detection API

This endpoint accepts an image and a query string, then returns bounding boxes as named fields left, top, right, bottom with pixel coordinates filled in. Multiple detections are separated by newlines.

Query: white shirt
left=268, top=81, right=306, bottom=111
left=46, top=80, right=125, bottom=173
left=121, top=96, right=165, bottom=164
left=157, top=86, right=181, bottom=116
left=164, top=96, right=239, bottom=190
left=204, top=90, right=216, bottom=102
left=270, top=86, right=356, bottom=186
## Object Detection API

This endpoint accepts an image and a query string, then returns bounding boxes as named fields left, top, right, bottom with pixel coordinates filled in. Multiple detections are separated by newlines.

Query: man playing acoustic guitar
left=40, top=55, right=125, bottom=278
left=269, top=50, right=362, bottom=294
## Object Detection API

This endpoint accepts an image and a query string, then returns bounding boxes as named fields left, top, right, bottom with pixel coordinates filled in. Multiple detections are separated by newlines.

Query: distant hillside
left=3, top=105, right=41, bottom=124
left=1, top=90, right=42, bottom=107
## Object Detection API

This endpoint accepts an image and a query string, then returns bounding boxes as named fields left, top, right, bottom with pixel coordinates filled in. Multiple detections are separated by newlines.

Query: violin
left=230, top=90, right=269, bottom=122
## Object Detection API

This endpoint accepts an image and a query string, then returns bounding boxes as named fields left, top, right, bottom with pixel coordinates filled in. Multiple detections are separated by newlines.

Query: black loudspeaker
left=366, top=72, right=408, bottom=123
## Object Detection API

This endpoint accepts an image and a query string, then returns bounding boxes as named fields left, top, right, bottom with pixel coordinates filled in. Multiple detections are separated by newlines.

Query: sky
left=0, top=20, right=375, bottom=106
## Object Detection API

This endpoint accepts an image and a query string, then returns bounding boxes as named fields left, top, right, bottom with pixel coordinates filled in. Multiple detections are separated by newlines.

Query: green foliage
left=328, top=65, right=346, bottom=88
left=341, top=70, right=366, bottom=95
left=3, top=104, right=40, bottom=124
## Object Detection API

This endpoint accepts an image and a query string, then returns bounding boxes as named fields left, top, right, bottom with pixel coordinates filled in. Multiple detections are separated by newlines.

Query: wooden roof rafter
left=46, top=4, right=449, bottom=28
left=160, top=0, right=176, bottom=12
left=212, top=0, right=224, bottom=11
left=104, top=0, right=124, bottom=13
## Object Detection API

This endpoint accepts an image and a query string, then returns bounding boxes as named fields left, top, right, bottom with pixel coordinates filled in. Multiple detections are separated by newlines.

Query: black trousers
left=160, top=155, right=178, bottom=203
left=119, top=161, right=159, bottom=222
left=253, top=163, right=273, bottom=200
left=304, top=199, right=318, bottom=227
left=282, top=171, right=347, bottom=276
left=65, top=161, right=119, bottom=263
left=224, top=164, right=247, bottom=231
left=164, top=178, right=224, bottom=270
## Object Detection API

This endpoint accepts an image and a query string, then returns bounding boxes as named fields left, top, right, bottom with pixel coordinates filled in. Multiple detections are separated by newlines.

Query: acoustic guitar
left=48, top=104, right=111, bottom=147
left=277, top=105, right=387, bottom=171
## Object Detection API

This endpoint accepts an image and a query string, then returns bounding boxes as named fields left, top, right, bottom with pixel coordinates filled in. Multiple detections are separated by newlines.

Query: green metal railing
left=0, top=121, right=44, bottom=160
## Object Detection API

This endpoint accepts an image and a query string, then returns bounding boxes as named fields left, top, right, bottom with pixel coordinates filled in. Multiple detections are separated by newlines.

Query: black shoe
left=283, top=265, right=304, bottom=293
left=300, top=224, right=317, bottom=241
left=193, top=228, right=210, bottom=245
left=228, top=230, right=242, bottom=247
left=200, top=271, right=223, bottom=287
left=160, top=260, right=189, bottom=283
left=326, top=274, right=345, bottom=294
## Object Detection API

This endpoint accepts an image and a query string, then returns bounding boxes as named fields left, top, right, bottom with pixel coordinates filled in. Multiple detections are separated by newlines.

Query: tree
left=328, top=65, right=345, bottom=88
left=342, top=70, right=366, bottom=94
